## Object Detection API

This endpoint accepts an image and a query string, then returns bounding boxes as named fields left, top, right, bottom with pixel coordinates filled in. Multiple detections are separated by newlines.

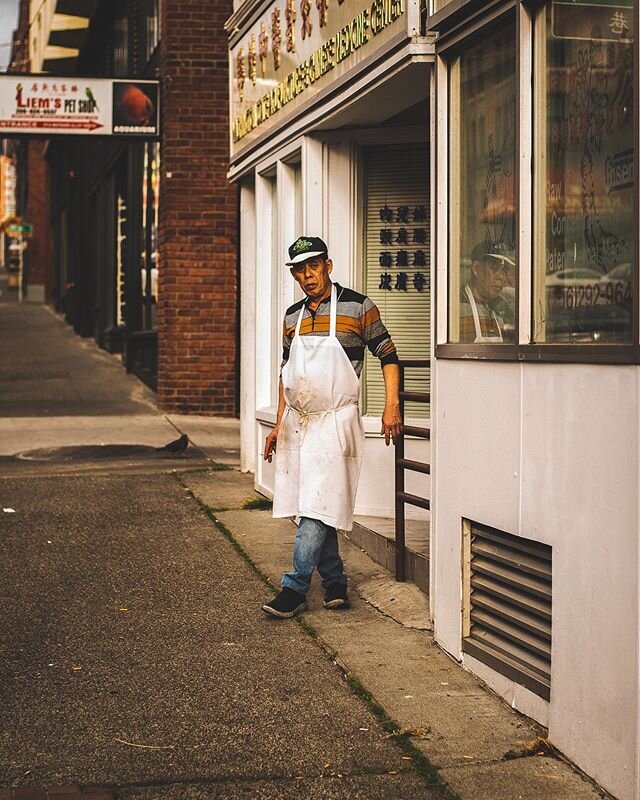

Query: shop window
left=113, top=2, right=129, bottom=76
left=142, top=0, right=160, bottom=63
left=533, top=1, right=635, bottom=344
left=448, top=20, right=517, bottom=344
left=363, top=145, right=430, bottom=418
left=140, top=142, right=160, bottom=331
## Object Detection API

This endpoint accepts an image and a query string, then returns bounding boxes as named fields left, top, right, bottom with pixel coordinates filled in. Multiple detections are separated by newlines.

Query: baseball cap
left=286, top=235, right=329, bottom=266
left=471, top=240, right=515, bottom=267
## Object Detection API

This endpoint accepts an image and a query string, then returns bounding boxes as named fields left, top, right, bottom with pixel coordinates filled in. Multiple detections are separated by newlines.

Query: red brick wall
left=25, top=141, right=53, bottom=301
left=157, top=0, right=238, bottom=415
left=9, top=0, right=29, bottom=73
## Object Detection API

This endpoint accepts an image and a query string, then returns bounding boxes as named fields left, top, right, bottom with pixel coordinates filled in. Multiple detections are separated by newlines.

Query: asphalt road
left=0, top=467, right=440, bottom=799
left=0, top=298, right=438, bottom=797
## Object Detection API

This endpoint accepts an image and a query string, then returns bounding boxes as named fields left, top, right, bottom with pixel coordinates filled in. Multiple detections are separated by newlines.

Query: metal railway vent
left=463, top=522, right=552, bottom=701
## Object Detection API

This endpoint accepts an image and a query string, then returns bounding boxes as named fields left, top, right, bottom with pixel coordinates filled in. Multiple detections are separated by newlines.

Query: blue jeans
left=281, top=517, right=347, bottom=596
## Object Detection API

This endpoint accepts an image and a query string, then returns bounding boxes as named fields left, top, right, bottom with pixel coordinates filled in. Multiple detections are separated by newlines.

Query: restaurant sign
left=230, top=0, right=407, bottom=156
left=0, top=77, right=160, bottom=137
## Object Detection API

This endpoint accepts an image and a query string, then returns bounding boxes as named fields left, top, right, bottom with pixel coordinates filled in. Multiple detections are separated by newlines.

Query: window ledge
left=436, top=343, right=640, bottom=364
left=256, top=406, right=277, bottom=424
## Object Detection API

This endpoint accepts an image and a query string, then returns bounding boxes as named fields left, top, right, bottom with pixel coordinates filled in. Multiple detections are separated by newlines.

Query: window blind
left=363, top=144, right=430, bottom=419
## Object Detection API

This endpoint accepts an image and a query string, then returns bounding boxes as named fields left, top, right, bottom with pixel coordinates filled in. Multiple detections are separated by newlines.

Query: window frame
left=434, top=0, right=640, bottom=364
left=445, top=11, right=519, bottom=351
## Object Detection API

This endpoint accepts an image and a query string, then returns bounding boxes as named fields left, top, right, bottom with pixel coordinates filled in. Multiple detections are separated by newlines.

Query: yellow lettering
left=371, top=0, right=404, bottom=34
left=232, top=2, right=398, bottom=143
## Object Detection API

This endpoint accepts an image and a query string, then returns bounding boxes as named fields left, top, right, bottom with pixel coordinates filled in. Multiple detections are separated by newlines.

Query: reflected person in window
left=459, top=241, right=515, bottom=343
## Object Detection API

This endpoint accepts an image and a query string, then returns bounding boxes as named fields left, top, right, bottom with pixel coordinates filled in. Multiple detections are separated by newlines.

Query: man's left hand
left=381, top=402, right=402, bottom=446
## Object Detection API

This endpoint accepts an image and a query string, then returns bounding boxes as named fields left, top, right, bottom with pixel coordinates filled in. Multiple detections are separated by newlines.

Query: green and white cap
left=286, top=235, right=329, bottom=266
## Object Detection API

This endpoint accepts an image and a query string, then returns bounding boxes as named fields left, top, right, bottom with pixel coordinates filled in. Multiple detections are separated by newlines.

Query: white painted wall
left=357, top=421, right=429, bottom=518
left=432, top=359, right=640, bottom=800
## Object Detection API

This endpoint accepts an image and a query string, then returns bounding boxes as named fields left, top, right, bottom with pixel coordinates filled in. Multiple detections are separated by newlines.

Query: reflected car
left=544, top=266, right=631, bottom=342
left=545, top=267, right=604, bottom=302
left=598, top=263, right=632, bottom=311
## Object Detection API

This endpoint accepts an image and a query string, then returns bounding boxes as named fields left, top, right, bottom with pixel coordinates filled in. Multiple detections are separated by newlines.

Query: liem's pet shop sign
left=0, top=77, right=159, bottom=137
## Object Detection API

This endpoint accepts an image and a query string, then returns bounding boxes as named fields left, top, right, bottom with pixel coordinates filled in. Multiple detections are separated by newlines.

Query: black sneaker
left=262, top=588, right=307, bottom=618
left=323, top=583, right=349, bottom=609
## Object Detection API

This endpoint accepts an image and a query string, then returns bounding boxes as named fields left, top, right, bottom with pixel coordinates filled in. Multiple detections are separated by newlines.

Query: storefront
left=39, top=0, right=162, bottom=387
left=229, top=0, right=434, bottom=521
left=19, top=0, right=238, bottom=413
left=428, top=1, right=637, bottom=798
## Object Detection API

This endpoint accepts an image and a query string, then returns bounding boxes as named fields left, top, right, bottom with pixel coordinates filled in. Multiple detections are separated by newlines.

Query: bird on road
left=156, top=433, right=189, bottom=455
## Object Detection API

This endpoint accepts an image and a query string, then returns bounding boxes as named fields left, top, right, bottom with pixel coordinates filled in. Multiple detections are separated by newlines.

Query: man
left=459, top=241, right=515, bottom=343
left=262, top=235, right=402, bottom=618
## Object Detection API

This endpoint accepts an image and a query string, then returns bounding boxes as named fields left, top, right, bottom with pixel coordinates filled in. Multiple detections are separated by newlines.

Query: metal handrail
left=394, top=358, right=431, bottom=582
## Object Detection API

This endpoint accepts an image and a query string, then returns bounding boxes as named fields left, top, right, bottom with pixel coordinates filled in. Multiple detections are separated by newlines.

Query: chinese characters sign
left=552, top=1, right=633, bottom=43
left=230, top=0, right=407, bottom=156
left=0, top=77, right=160, bottom=137
left=364, top=144, right=430, bottom=416
left=0, top=155, right=16, bottom=219
left=377, top=204, right=429, bottom=292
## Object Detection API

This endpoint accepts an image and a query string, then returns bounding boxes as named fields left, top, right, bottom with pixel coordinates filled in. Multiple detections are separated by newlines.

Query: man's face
left=470, top=258, right=507, bottom=301
left=290, top=256, right=333, bottom=301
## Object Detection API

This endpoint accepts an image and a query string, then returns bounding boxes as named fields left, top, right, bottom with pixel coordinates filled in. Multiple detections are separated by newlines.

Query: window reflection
left=534, top=0, right=634, bottom=343
left=449, top=22, right=517, bottom=343
left=113, top=9, right=128, bottom=76
left=140, top=141, right=160, bottom=330
left=143, top=0, right=160, bottom=63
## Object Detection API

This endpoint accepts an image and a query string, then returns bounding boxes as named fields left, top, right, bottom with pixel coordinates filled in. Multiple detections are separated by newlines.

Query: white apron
left=272, top=284, right=365, bottom=532
left=465, top=284, right=504, bottom=343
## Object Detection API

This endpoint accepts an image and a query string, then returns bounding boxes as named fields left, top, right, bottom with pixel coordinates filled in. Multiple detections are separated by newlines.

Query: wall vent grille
left=463, top=522, right=552, bottom=700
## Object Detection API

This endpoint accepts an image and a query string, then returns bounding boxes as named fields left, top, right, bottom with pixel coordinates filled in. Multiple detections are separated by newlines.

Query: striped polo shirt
left=282, top=283, right=398, bottom=377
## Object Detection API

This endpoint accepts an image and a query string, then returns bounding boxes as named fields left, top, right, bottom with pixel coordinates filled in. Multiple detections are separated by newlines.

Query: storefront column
left=239, top=178, right=256, bottom=473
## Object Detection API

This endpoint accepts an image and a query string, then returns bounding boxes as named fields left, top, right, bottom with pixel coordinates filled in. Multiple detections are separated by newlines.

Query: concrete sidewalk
left=0, top=300, right=240, bottom=465
left=179, top=468, right=610, bottom=800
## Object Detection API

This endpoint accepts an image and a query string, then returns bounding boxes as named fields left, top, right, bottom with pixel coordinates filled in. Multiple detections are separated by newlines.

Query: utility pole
left=17, top=232, right=23, bottom=302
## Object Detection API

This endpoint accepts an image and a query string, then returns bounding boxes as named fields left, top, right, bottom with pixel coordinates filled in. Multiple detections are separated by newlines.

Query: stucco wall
left=432, top=359, right=639, bottom=800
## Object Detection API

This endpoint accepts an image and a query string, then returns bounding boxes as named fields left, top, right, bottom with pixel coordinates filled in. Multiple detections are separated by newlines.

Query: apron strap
left=329, top=284, right=337, bottom=338
left=294, top=302, right=305, bottom=336
left=465, top=284, right=503, bottom=343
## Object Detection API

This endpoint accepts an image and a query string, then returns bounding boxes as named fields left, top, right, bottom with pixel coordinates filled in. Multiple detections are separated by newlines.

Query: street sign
left=7, top=223, right=33, bottom=235
left=0, top=77, right=160, bottom=138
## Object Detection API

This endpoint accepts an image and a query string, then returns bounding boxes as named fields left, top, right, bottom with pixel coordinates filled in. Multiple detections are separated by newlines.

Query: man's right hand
left=264, top=426, right=279, bottom=462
